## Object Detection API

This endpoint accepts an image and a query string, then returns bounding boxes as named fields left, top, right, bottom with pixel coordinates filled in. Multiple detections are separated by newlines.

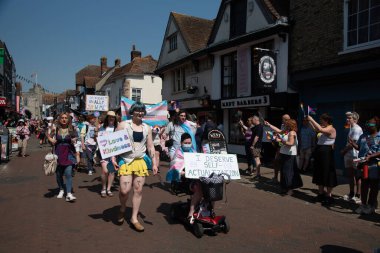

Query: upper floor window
left=221, top=52, right=237, bottom=98
left=344, top=0, right=380, bottom=50
left=172, top=67, right=186, bottom=92
left=230, top=0, right=247, bottom=38
left=168, top=33, right=178, bottom=52
left=132, top=88, right=142, bottom=102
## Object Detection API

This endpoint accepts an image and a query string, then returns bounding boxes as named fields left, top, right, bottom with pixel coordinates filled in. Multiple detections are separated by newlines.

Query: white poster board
left=85, top=95, right=109, bottom=111
left=96, top=130, right=132, bottom=159
left=184, top=153, right=240, bottom=180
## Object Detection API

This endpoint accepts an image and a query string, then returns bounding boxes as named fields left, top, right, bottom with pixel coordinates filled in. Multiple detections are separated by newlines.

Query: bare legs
left=119, top=175, right=145, bottom=223
left=101, top=162, right=115, bottom=193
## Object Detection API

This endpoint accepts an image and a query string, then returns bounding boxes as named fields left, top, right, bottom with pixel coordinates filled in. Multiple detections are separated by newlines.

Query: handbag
left=143, top=153, right=152, bottom=170
left=165, top=139, right=174, bottom=148
left=43, top=152, right=58, bottom=176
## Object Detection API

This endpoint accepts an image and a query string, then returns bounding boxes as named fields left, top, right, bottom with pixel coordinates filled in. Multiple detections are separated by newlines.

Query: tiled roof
left=171, top=12, right=214, bottom=53
left=75, top=65, right=110, bottom=85
left=83, top=76, right=101, bottom=89
left=109, top=55, right=157, bottom=81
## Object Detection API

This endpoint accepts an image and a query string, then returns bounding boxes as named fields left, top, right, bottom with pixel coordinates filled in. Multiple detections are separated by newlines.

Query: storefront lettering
left=221, top=95, right=269, bottom=109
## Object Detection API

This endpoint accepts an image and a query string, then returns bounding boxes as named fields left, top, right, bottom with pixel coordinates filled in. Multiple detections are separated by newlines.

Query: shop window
left=228, top=108, right=258, bottom=145
left=221, top=52, right=237, bottom=98
left=344, top=0, right=380, bottom=50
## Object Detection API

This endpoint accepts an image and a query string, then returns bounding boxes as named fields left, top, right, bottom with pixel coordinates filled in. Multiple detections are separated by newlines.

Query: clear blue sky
left=0, top=0, right=220, bottom=93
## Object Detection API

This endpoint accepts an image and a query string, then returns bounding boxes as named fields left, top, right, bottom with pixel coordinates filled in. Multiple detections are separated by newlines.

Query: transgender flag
left=121, top=97, right=168, bottom=127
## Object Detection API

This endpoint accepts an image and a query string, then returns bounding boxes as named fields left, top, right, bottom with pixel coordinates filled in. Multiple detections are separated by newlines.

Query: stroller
left=170, top=172, right=230, bottom=238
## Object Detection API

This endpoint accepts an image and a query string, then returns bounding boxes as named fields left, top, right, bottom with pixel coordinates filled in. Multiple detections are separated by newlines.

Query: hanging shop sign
left=254, top=50, right=277, bottom=91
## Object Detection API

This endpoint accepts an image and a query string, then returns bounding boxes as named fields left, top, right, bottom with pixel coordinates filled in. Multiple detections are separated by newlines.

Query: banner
left=254, top=50, right=277, bottom=91
left=184, top=153, right=240, bottom=180
left=85, top=95, right=109, bottom=111
left=96, top=130, right=132, bottom=159
left=121, top=97, right=168, bottom=127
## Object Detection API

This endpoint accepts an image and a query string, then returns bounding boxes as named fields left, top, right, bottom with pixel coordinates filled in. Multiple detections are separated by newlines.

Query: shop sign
left=254, top=50, right=277, bottom=91
left=221, top=95, right=269, bottom=109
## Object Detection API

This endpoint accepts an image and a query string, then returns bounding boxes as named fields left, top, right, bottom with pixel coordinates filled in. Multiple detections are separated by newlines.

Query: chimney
left=115, top=58, right=121, bottom=67
left=130, top=45, right=141, bottom=62
left=100, top=56, right=107, bottom=75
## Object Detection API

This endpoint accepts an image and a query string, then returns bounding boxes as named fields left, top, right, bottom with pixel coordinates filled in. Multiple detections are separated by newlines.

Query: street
left=0, top=136, right=379, bottom=253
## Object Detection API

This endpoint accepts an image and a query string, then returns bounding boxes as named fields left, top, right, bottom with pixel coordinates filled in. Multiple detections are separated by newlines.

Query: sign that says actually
left=184, top=153, right=240, bottom=180
left=96, top=130, right=132, bottom=159
left=85, top=95, right=109, bottom=111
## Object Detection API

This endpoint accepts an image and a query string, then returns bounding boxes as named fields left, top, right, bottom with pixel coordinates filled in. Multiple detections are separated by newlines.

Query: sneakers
left=57, top=190, right=65, bottom=199
left=253, top=174, right=261, bottom=180
left=66, top=193, right=77, bottom=202
left=88, top=171, right=93, bottom=175
left=343, top=193, right=354, bottom=201
left=351, top=196, right=362, bottom=204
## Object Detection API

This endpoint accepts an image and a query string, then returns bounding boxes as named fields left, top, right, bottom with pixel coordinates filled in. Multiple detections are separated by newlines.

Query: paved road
left=0, top=136, right=379, bottom=253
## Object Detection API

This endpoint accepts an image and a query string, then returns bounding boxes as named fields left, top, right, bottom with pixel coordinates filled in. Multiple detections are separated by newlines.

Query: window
left=230, top=0, right=247, bottom=38
left=168, top=33, right=177, bottom=52
left=131, top=88, right=142, bottom=102
left=172, top=68, right=186, bottom=92
left=344, top=0, right=380, bottom=49
left=221, top=52, right=237, bottom=98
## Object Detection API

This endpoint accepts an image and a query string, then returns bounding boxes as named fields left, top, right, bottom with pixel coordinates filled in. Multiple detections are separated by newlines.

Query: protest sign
left=184, top=153, right=240, bottom=180
left=85, top=95, right=109, bottom=111
left=96, top=130, right=132, bottom=159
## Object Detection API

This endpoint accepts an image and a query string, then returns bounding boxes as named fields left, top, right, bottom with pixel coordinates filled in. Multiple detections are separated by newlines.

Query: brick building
left=289, top=0, right=380, bottom=173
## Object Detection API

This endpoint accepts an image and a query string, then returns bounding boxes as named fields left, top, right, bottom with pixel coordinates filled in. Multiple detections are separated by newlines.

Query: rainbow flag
left=307, top=106, right=317, bottom=115
left=121, top=97, right=168, bottom=127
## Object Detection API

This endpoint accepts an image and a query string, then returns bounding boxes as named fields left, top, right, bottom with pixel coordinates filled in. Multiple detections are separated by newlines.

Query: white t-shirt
left=346, top=124, right=363, bottom=157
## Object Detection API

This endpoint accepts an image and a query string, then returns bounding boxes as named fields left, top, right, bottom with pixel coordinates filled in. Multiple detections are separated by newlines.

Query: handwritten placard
left=96, top=130, right=132, bottom=159
left=85, top=95, right=109, bottom=111
left=184, top=153, right=240, bottom=180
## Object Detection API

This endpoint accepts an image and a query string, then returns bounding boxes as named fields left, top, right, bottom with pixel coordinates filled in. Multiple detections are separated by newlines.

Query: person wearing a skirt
left=265, top=119, right=303, bottom=194
left=307, top=114, right=337, bottom=205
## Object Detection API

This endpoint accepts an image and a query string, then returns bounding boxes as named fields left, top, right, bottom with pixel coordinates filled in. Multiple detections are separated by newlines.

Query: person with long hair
left=307, top=113, right=337, bottom=206
left=47, top=113, right=78, bottom=202
left=164, top=110, right=197, bottom=160
left=239, top=116, right=254, bottom=175
left=350, top=117, right=380, bottom=215
left=265, top=119, right=303, bottom=194
left=81, top=115, right=98, bottom=175
left=113, top=102, right=158, bottom=232
left=16, top=119, right=30, bottom=157
left=98, top=111, right=118, bottom=197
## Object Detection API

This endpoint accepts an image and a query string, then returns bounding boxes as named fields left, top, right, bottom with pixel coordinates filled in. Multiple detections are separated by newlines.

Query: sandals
left=101, top=190, right=107, bottom=198
left=130, top=220, right=145, bottom=232
left=107, top=190, right=113, bottom=197
left=117, top=210, right=125, bottom=224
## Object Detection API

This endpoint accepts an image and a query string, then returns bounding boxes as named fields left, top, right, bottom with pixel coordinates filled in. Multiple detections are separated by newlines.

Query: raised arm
left=264, top=121, right=282, bottom=133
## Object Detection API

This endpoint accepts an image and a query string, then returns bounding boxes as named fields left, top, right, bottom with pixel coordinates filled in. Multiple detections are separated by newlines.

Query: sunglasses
left=366, top=123, right=376, bottom=127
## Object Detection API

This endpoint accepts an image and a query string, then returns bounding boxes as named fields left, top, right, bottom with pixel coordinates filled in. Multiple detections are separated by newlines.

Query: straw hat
left=107, top=111, right=116, bottom=117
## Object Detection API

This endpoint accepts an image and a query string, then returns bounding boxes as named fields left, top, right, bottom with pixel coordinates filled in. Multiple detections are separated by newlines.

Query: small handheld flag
left=307, top=106, right=317, bottom=115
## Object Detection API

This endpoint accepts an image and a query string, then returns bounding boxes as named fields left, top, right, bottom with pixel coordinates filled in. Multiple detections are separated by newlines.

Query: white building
left=99, top=47, right=162, bottom=110
left=157, top=0, right=296, bottom=156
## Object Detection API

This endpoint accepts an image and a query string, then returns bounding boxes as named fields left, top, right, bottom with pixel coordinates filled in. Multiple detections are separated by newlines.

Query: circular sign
left=259, top=55, right=276, bottom=84
left=93, top=111, right=100, bottom=117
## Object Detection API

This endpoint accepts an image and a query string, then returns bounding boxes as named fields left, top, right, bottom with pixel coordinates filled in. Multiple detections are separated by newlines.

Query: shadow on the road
left=144, top=181, right=173, bottom=194
left=44, top=188, right=59, bottom=198
left=358, top=211, right=380, bottom=224
left=320, top=245, right=363, bottom=253
left=88, top=206, right=153, bottom=227
left=156, top=202, right=177, bottom=225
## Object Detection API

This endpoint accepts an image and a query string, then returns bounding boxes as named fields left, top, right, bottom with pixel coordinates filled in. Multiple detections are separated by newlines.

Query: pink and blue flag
left=121, top=97, right=168, bottom=127
left=307, top=106, right=317, bottom=115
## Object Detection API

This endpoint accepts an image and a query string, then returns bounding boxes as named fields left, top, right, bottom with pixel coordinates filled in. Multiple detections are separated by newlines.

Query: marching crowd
left=4, top=102, right=379, bottom=232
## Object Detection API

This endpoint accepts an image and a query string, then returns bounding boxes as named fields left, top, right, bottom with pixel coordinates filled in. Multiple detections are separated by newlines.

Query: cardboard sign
left=85, top=95, right=109, bottom=111
left=96, top=130, right=132, bottom=159
left=184, top=153, right=240, bottom=180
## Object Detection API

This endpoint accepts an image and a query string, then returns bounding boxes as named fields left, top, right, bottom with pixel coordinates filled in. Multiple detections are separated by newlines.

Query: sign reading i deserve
left=184, top=153, right=240, bottom=180
left=85, top=95, right=109, bottom=111
left=97, top=130, right=132, bottom=159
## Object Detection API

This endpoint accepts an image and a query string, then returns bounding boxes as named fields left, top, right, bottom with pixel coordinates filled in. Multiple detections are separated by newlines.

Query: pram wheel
left=193, top=222, right=204, bottom=238
left=222, top=219, right=230, bottom=233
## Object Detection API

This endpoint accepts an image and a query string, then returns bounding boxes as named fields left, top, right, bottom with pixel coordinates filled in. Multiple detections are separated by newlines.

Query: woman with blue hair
left=112, top=101, right=158, bottom=232
left=164, top=110, right=197, bottom=160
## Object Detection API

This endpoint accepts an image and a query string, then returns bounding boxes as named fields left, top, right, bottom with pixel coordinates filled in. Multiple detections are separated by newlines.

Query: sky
left=0, top=0, right=220, bottom=93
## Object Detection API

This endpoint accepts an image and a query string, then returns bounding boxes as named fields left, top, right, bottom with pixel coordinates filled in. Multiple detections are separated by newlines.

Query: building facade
left=0, top=40, right=16, bottom=115
left=289, top=0, right=380, bottom=173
